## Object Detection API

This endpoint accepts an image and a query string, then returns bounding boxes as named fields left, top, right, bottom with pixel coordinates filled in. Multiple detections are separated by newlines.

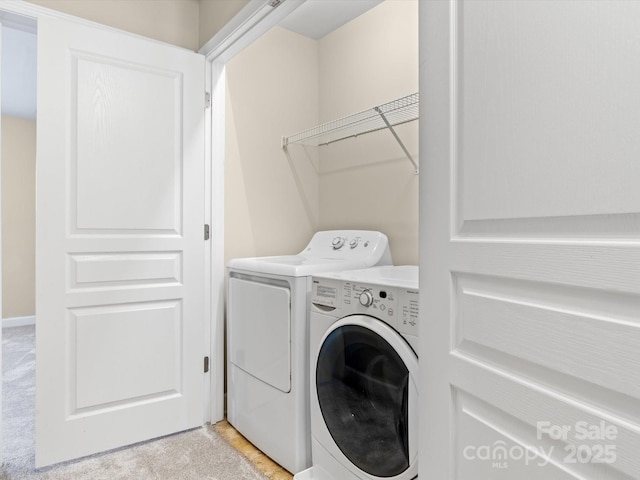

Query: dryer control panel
left=312, top=277, right=419, bottom=338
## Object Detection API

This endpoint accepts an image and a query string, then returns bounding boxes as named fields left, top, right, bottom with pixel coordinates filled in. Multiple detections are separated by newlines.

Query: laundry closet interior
left=222, top=1, right=419, bottom=477
left=223, top=0, right=419, bottom=267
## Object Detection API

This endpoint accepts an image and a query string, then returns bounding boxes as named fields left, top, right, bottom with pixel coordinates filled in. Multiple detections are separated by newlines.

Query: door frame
left=198, top=0, right=307, bottom=422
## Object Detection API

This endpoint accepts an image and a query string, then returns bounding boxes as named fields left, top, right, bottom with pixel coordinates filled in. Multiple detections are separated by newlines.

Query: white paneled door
left=421, top=1, right=640, bottom=479
left=35, top=17, right=205, bottom=467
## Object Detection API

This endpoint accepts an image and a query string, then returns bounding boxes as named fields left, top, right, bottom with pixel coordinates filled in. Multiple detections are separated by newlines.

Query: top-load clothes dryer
left=226, top=231, right=393, bottom=474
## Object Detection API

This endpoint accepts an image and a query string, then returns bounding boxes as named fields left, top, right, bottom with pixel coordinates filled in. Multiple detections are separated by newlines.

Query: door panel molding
left=35, top=15, right=205, bottom=467
left=421, top=1, right=640, bottom=478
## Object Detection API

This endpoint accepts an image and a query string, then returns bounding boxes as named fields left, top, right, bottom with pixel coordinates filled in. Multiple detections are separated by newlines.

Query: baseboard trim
left=3, top=315, right=36, bottom=328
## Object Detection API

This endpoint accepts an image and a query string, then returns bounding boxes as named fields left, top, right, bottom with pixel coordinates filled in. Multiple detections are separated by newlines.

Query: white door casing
left=35, top=16, right=205, bottom=467
left=421, top=1, right=640, bottom=479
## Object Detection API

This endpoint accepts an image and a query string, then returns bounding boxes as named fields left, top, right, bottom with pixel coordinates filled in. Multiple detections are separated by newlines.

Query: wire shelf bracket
left=282, top=92, right=419, bottom=174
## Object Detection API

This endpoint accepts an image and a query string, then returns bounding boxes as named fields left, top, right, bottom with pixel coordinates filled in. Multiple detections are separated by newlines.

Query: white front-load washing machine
left=296, top=265, right=419, bottom=480
left=226, top=231, right=393, bottom=474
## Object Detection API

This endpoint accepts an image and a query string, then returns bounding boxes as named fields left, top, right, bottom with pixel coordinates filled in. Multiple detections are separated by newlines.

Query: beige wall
left=317, top=0, right=419, bottom=265
left=27, top=0, right=247, bottom=50
left=224, top=26, right=320, bottom=263
left=225, top=0, right=418, bottom=265
left=1, top=116, right=36, bottom=319
left=27, top=0, right=200, bottom=50
left=199, top=0, right=250, bottom=49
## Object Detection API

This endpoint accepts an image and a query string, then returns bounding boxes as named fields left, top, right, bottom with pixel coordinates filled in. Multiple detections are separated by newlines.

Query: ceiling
left=279, top=0, right=383, bottom=40
left=1, top=0, right=383, bottom=120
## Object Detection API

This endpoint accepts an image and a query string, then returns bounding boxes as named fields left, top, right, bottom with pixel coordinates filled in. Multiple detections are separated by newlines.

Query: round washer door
left=315, top=315, right=418, bottom=479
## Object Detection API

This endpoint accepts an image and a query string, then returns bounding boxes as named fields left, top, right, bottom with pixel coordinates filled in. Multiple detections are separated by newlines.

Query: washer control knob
left=349, top=238, right=359, bottom=249
left=359, top=290, right=374, bottom=307
left=332, top=237, right=345, bottom=249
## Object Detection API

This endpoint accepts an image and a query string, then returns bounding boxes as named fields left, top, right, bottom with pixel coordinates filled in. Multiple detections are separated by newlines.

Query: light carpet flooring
left=1, top=325, right=291, bottom=480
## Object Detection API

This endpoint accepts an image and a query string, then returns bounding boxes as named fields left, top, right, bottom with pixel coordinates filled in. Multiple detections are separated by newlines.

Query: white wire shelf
left=282, top=93, right=419, bottom=173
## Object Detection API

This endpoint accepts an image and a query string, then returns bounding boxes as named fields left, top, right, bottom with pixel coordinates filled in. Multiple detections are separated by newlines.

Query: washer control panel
left=312, top=277, right=419, bottom=337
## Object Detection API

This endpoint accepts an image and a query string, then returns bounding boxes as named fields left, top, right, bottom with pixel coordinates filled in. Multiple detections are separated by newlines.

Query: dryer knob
left=332, top=236, right=345, bottom=249
left=359, top=290, right=374, bottom=307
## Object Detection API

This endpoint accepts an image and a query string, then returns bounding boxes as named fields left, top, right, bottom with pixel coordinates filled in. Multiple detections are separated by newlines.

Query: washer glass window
left=316, top=324, right=410, bottom=477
